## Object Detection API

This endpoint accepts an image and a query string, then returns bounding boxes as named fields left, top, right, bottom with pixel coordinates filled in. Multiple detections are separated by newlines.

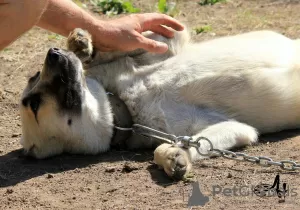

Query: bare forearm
left=0, top=0, right=184, bottom=53
left=37, top=0, right=101, bottom=37
left=0, top=0, right=103, bottom=50
left=0, top=0, right=48, bottom=50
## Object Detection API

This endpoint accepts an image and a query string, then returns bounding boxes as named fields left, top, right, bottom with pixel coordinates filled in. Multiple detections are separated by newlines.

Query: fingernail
left=156, top=42, right=168, bottom=53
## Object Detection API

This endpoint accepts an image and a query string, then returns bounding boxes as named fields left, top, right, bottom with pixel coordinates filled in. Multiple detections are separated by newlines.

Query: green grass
left=3, top=48, right=11, bottom=52
left=194, top=25, right=212, bottom=34
left=48, top=34, right=63, bottom=41
left=198, top=0, right=226, bottom=6
left=93, top=0, right=140, bottom=15
left=157, top=0, right=179, bottom=17
left=73, top=0, right=88, bottom=8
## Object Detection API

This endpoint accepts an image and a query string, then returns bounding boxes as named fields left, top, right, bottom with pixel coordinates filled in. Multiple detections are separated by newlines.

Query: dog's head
left=20, top=48, right=85, bottom=158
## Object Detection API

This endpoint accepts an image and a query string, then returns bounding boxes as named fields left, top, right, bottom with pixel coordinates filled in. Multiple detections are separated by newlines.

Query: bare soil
left=1, top=0, right=300, bottom=209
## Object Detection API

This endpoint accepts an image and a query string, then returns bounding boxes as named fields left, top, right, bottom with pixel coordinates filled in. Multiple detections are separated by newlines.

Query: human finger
left=139, top=13, right=184, bottom=32
left=149, top=24, right=175, bottom=38
left=136, top=33, right=168, bottom=53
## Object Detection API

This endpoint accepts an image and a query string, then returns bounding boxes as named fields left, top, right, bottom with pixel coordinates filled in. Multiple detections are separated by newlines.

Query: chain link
left=179, top=136, right=300, bottom=172
left=119, top=124, right=300, bottom=172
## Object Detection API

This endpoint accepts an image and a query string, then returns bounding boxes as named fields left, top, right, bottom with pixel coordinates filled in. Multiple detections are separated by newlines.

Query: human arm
left=0, top=0, right=184, bottom=53
left=37, top=0, right=185, bottom=53
left=0, top=0, right=49, bottom=50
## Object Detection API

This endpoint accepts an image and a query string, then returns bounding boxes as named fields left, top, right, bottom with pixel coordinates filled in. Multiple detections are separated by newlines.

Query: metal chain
left=188, top=137, right=300, bottom=171
left=116, top=124, right=300, bottom=171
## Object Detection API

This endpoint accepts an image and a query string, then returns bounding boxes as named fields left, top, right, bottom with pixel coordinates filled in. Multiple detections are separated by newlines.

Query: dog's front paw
left=154, top=143, right=192, bottom=180
left=67, top=28, right=93, bottom=63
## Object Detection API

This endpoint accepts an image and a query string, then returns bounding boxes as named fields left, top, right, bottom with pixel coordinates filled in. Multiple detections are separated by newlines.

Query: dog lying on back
left=20, top=26, right=300, bottom=179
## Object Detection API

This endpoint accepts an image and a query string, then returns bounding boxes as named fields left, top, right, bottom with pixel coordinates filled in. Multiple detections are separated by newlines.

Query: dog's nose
left=47, top=48, right=62, bottom=64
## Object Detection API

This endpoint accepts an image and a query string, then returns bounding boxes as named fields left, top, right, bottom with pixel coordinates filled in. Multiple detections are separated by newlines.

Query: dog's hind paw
left=67, top=28, right=93, bottom=63
left=154, top=143, right=192, bottom=180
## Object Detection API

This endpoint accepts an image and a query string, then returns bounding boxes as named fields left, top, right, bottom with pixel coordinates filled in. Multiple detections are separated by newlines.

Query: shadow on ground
left=260, top=128, right=300, bottom=143
left=1, top=129, right=300, bottom=188
left=0, top=148, right=154, bottom=188
left=146, top=164, right=177, bottom=187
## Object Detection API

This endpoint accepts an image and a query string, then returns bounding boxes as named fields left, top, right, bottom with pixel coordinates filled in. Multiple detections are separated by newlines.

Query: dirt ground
left=1, top=0, right=300, bottom=209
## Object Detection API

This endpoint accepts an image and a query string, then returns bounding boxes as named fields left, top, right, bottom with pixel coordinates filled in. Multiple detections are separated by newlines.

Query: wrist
left=88, top=18, right=106, bottom=37
left=89, top=19, right=119, bottom=47
left=79, top=10, right=100, bottom=35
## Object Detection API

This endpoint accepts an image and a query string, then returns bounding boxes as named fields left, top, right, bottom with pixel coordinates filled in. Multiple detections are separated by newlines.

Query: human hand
left=92, top=13, right=185, bottom=53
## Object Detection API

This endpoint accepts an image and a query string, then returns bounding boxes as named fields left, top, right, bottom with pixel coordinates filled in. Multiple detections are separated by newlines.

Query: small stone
left=105, top=167, right=115, bottom=173
left=106, top=188, right=118, bottom=193
left=46, top=174, right=54, bottom=179
left=6, top=189, right=13, bottom=194
left=227, top=173, right=232, bottom=178
left=122, top=162, right=139, bottom=173
left=73, top=168, right=80, bottom=173
left=11, top=133, right=20, bottom=138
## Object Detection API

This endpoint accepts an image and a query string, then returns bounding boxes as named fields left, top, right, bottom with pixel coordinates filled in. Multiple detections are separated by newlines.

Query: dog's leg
left=67, top=28, right=147, bottom=65
left=154, top=143, right=193, bottom=180
left=188, top=121, right=258, bottom=160
left=67, top=28, right=94, bottom=63
left=67, top=28, right=189, bottom=66
left=154, top=121, right=258, bottom=180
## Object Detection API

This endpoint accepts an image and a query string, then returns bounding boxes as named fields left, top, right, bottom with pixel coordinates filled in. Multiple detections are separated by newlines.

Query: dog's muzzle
left=47, top=48, right=61, bottom=64
left=46, top=47, right=67, bottom=66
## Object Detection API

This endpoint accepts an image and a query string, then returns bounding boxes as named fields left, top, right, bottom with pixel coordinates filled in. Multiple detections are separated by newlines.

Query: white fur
left=20, top=29, right=300, bottom=167
left=86, top=30, right=300, bottom=161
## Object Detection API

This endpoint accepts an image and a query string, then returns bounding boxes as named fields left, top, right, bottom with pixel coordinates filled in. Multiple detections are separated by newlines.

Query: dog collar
left=107, top=92, right=133, bottom=149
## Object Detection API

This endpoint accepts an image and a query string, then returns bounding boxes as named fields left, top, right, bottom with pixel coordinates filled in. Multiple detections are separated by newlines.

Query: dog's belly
left=120, top=66, right=300, bottom=135
left=116, top=30, right=300, bottom=134
left=119, top=85, right=229, bottom=137
left=179, top=67, right=300, bottom=133
left=122, top=91, right=192, bottom=136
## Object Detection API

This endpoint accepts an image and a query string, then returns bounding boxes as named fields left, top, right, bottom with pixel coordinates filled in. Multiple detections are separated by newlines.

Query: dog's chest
left=116, top=74, right=198, bottom=136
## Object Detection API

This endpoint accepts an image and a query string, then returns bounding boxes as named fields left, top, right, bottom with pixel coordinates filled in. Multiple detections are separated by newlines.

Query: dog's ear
left=27, top=71, right=41, bottom=90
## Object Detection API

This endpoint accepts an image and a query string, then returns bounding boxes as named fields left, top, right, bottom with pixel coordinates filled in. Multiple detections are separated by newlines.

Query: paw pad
left=67, top=28, right=93, bottom=63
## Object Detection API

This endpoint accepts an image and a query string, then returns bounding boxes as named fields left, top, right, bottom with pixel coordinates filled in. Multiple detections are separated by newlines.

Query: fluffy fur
left=20, top=27, right=300, bottom=179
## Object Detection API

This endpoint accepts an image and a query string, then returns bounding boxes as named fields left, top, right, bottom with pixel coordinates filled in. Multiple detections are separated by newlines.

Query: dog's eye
left=30, top=99, right=40, bottom=112
left=22, top=93, right=42, bottom=118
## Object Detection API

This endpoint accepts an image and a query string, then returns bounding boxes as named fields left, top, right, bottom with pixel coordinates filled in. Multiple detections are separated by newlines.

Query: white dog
left=20, top=26, right=300, bottom=179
